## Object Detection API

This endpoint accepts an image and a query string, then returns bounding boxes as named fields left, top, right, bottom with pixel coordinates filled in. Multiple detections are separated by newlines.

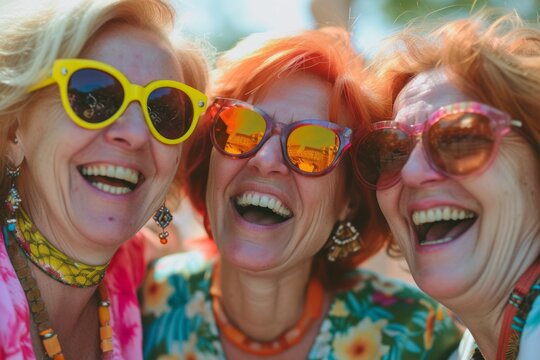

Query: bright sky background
left=172, top=0, right=538, bottom=59
left=172, top=0, right=381, bottom=54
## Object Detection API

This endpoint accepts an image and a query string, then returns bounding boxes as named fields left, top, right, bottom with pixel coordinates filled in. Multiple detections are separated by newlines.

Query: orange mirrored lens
left=287, top=124, right=339, bottom=174
left=213, top=107, right=266, bottom=155
left=427, top=113, right=495, bottom=175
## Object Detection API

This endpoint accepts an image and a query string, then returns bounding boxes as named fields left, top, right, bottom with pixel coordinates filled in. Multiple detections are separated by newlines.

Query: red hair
left=367, top=11, right=540, bottom=255
left=373, top=11, right=540, bottom=154
left=181, top=27, right=390, bottom=290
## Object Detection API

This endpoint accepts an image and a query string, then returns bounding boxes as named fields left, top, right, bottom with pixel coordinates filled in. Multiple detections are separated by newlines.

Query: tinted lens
left=427, top=112, right=495, bottom=176
left=213, top=107, right=266, bottom=155
left=148, top=87, right=194, bottom=140
left=287, top=125, right=340, bottom=174
left=355, top=129, right=411, bottom=188
left=68, top=68, right=123, bottom=123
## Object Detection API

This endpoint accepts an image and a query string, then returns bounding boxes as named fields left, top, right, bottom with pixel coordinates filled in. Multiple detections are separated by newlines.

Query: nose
left=246, top=134, right=290, bottom=176
left=401, top=141, right=445, bottom=187
left=103, top=102, right=151, bottom=149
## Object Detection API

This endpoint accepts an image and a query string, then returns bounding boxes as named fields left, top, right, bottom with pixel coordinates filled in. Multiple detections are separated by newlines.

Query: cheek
left=205, top=152, right=235, bottom=208
left=376, top=188, right=400, bottom=219
left=325, top=165, right=350, bottom=213
left=157, top=145, right=182, bottom=175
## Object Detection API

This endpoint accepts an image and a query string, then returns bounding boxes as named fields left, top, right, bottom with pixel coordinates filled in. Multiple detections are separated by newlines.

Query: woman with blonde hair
left=352, top=12, right=540, bottom=359
left=141, top=27, right=461, bottom=359
left=0, top=0, right=208, bottom=358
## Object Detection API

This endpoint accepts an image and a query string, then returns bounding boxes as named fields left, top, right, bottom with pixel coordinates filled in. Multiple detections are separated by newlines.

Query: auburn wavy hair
left=374, top=11, right=540, bottom=154
left=181, top=27, right=391, bottom=290
left=367, top=11, right=540, bottom=255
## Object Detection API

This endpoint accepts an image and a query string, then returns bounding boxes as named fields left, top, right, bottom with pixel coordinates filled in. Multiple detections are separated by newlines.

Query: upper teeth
left=412, top=206, right=475, bottom=226
left=81, top=165, right=139, bottom=184
left=235, top=192, right=292, bottom=218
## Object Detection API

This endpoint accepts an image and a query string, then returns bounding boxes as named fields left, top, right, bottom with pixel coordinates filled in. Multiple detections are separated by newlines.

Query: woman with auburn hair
left=0, top=0, right=208, bottom=358
left=141, top=27, right=461, bottom=359
left=353, top=12, right=540, bottom=360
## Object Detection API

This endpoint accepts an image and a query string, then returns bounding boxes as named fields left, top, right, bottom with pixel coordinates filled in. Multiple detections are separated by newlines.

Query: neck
left=14, top=208, right=110, bottom=287
left=217, top=259, right=314, bottom=341
left=459, top=312, right=503, bottom=360
left=22, top=196, right=116, bottom=265
left=443, top=252, right=540, bottom=360
left=32, top=266, right=99, bottom=332
left=32, top=266, right=102, bottom=360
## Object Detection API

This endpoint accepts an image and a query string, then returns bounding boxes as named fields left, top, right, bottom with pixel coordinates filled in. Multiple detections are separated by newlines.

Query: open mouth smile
left=233, top=191, right=293, bottom=226
left=78, top=164, right=143, bottom=195
left=411, top=206, right=477, bottom=246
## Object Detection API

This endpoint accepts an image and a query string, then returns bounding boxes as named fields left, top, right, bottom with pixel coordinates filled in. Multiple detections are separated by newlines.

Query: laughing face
left=205, top=73, right=352, bottom=272
left=377, top=69, right=540, bottom=300
left=12, top=25, right=184, bottom=261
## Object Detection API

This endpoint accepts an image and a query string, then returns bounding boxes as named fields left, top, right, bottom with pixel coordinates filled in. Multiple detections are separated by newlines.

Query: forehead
left=80, top=24, right=182, bottom=84
left=254, top=73, right=334, bottom=123
left=394, top=69, right=470, bottom=125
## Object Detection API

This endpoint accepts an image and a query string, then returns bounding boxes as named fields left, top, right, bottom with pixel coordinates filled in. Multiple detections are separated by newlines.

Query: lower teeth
left=421, top=236, right=453, bottom=246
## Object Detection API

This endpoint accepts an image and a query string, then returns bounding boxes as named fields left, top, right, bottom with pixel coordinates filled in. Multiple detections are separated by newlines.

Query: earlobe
left=6, top=134, right=24, bottom=167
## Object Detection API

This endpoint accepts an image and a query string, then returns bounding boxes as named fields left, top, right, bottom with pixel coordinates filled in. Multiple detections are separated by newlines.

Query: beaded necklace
left=14, top=208, right=108, bottom=288
left=2, top=222, right=114, bottom=359
left=472, top=258, right=540, bottom=360
left=210, top=262, right=324, bottom=356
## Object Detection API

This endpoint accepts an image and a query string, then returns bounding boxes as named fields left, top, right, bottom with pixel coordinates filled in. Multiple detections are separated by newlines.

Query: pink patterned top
left=0, top=231, right=146, bottom=360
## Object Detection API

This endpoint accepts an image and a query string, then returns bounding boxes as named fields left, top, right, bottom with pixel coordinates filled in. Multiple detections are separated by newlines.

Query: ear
left=338, top=193, right=361, bottom=222
left=6, top=130, right=24, bottom=167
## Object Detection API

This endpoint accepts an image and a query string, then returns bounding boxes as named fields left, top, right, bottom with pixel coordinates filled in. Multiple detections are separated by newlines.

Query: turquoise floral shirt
left=141, top=251, right=461, bottom=359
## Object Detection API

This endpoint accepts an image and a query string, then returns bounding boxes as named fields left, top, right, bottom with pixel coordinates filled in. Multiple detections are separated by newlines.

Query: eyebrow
left=394, top=106, right=433, bottom=125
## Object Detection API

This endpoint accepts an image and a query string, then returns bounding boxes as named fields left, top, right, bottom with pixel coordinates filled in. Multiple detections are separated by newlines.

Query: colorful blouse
left=0, top=231, right=147, bottom=360
left=141, top=251, right=462, bottom=359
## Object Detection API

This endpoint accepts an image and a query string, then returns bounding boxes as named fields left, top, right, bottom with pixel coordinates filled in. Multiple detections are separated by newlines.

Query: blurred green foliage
left=381, top=0, right=540, bottom=24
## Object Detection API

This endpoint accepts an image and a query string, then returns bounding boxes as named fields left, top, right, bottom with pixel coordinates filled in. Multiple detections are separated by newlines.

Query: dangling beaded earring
left=326, top=221, right=362, bottom=262
left=153, top=203, right=173, bottom=244
left=5, top=165, right=22, bottom=232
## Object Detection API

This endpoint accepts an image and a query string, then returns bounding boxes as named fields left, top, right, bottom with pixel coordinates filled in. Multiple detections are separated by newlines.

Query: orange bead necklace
left=210, top=262, right=324, bottom=356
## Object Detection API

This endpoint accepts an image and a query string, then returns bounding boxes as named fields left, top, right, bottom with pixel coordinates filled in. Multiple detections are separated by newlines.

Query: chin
left=412, top=265, right=475, bottom=303
left=78, top=217, right=139, bottom=247
left=221, top=244, right=284, bottom=272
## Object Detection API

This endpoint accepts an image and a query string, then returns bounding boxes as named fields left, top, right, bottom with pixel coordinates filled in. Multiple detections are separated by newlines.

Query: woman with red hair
left=353, top=12, right=540, bottom=359
left=141, top=27, right=461, bottom=359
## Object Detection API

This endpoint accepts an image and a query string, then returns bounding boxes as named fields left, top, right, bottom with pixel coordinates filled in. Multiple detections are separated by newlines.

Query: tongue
left=242, top=208, right=285, bottom=225
left=425, top=218, right=476, bottom=243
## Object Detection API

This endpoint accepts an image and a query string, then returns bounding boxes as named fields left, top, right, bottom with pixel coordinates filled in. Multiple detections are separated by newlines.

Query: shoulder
left=141, top=251, right=219, bottom=358
left=107, top=232, right=147, bottom=290
left=519, top=295, right=540, bottom=359
left=0, top=233, right=36, bottom=358
left=141, top=250, right=213, bottom=319
left=146, top=249, right=212, bottom=283
left=342, top=267, right=438, bottom=305
left=332, top=268, right=448, bottom=328
left=320, top=268, right=461, bottom=359
left=446, top=329, right=475, bottom=360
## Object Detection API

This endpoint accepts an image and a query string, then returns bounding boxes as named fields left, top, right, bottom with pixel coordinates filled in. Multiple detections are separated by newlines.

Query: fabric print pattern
left=0, top=231, right=146, bottom=360
left=142, top=251, right=461, bottom=359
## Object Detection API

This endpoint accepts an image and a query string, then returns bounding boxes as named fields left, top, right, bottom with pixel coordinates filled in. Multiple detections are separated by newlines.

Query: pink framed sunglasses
left=352, top=102, right=523, bottom=189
